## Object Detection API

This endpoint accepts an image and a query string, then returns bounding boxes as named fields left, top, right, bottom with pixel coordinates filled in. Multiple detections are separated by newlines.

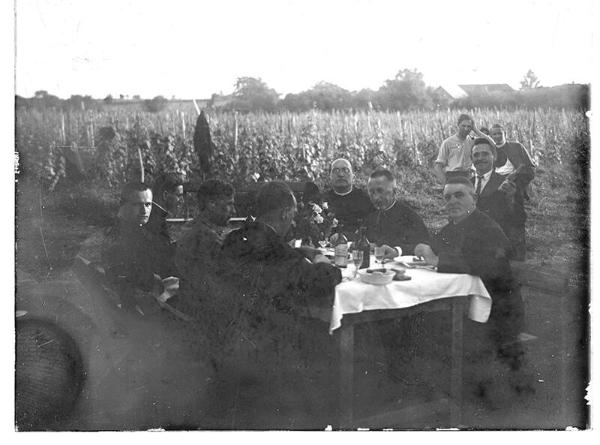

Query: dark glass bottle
left=354, top=226, right=371, bottom=269
left=332, top=225, right=348, bottom=268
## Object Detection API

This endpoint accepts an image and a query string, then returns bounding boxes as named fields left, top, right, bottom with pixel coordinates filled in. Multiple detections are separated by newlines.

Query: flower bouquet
left=293, top=201, right=338, bottom=247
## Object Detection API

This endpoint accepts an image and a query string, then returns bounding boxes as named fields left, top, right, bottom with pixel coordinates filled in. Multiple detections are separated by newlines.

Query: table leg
left=339, top=324, right=354, bottom=429
left=450, top=300, right=464, bottom=427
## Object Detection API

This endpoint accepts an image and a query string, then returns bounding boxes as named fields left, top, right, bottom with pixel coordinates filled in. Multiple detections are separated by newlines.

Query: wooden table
left=334, top=296, right=467, bottom=429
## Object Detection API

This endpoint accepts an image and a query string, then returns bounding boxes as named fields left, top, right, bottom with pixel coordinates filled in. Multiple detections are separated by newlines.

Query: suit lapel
left=480, top=172, right=504, bottom=198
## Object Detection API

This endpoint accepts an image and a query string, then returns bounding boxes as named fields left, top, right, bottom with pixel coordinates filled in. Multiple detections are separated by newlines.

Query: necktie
left=475, top=175, right=484, bottom=196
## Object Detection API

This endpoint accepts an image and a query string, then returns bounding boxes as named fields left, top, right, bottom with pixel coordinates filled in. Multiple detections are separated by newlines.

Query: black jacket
left=366, top=200, right=430, bottom=255
left=432, top=209, right=524, bottom=337
left=221, top=221, right=342, bottom=313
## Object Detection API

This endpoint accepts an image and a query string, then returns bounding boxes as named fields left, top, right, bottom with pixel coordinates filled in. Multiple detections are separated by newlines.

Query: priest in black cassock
left=324, top=158, right=374, bottom=239
left=365, top=169, right=430, bottom=258
left=415, top=176, right=525, bottom=371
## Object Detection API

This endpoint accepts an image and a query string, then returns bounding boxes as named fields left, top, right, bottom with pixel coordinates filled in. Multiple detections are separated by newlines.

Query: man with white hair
left=324, top=158, right=374, bottom=238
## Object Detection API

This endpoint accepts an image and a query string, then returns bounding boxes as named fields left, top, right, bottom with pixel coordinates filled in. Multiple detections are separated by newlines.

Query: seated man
left=222, top=181, right=341, bottom=312
left=363, top=169, right=431, bottom=385
left=472, top=138, right=526, bottom=260
left=215, top=182, right=342, bottom=428
left=414, top=176, right=525, bottom=370
left=324, top=158, right=374, bottom=238
left=146, top=173, right=185, bottom=243
left=365, top=169, right=430, bottom=258
left=174, top=179, right=235, bottom=308
left=101, top=181, right=176, bottom=308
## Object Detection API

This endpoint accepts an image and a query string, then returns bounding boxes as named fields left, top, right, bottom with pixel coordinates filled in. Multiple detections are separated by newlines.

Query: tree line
left=16, top=69, right=589, bottom=113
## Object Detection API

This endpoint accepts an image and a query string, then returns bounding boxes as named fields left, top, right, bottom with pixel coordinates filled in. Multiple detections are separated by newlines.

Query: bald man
left=324, top=158, right=374, bottom=238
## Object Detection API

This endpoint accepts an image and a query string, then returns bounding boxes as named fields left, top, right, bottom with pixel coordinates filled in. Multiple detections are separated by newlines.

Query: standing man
left=366, top=169, right=430, bottom=258
left=489, top=124, right=535, bottom=259
left=324, top=158, right=374, bottom=238
left=490, top=123, right=536, bottom=194
left=472, top=138, right=527, bottom=260
left=434, top=114, right=492, bottom=184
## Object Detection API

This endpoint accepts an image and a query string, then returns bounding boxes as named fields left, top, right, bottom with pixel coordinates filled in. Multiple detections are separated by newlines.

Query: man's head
left=367, top=169, right=396, bottom=210
left=119, top=182, right=153, bottom=226
left=443, top=176, right=476, bottom=223
left=330, top=158, right=353, bottom=194
left=197, top=179, right=235, bottom=226
left=255, top=181, right=297, bottom=236
left=153, top=173, right=184, bottom=215
left=472, top=138, right=497, bottom=175
left=457, top=114, right=473, bottom=139
left=490, top=124, right=506, bottom=146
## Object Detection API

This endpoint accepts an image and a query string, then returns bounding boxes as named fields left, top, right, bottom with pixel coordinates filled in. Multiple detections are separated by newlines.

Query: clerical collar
left=258, top=221, right=278, bottom=235
left=382, top=200, right=397, bottom=212
left=333, top=186, right=353, bottom=196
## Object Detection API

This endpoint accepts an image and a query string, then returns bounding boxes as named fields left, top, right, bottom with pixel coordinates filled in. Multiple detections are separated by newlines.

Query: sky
left=14, top=0, right=596, bottom=99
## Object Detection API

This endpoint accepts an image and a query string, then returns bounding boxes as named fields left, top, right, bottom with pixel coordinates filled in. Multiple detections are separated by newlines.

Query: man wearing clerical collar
left=365, top=169, right=429, bottom=259
left=414, top=176, right=526, bottom=377
left=324, top=158, right=374, bottom=238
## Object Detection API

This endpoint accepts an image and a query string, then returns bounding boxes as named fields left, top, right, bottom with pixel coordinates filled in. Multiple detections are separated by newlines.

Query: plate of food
left=358, top=268, right=396, bottom=285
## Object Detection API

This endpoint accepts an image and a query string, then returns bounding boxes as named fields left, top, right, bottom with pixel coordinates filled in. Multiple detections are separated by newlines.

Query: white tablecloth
left=329, top=256, right=492, bottom=333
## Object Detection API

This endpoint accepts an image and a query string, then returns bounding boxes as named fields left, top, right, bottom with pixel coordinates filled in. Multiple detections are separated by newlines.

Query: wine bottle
left=333, top=225, right=348, bottom=268
left=354, top=226, right=371, bottom=269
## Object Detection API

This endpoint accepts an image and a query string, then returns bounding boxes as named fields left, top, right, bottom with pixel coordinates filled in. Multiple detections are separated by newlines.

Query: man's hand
left=433, top=163, right=447, bottom=185
left=414, top=243, right=439, bottom=267
left=297, top=245, right=321, bottom=261
left=380, top=244, right=400, bottom=260
left=499, top=179, right=517, bottom=196
left=313, top=253, right=331, bottom=264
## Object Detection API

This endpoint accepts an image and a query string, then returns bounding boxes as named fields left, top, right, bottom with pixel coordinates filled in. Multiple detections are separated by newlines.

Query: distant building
left=434, top=85, right=468, bottom=101
left=209, top=94, right=235, bottom=109
left=458, top=84, right=515, bottom=95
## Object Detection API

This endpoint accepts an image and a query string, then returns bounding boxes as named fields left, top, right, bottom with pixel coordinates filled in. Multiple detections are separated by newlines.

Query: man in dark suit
left=324, top=158, right=374, bottom=239
left=490, top=124, right=536, bottom=259
left=102, top=182, right=176, bottom=309
left=415, top=176, right=525, bottom=371
left=212, top=182, right=342, bottom=428
left=471, top=138, right=527, bottom=260
left=365, top=169, right=430, bottom=258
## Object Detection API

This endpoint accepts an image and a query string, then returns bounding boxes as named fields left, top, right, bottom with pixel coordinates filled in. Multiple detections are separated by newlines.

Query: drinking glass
left=351, top=250, right=364, bottom=277
left=374, top=245, right=385, bottom=264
